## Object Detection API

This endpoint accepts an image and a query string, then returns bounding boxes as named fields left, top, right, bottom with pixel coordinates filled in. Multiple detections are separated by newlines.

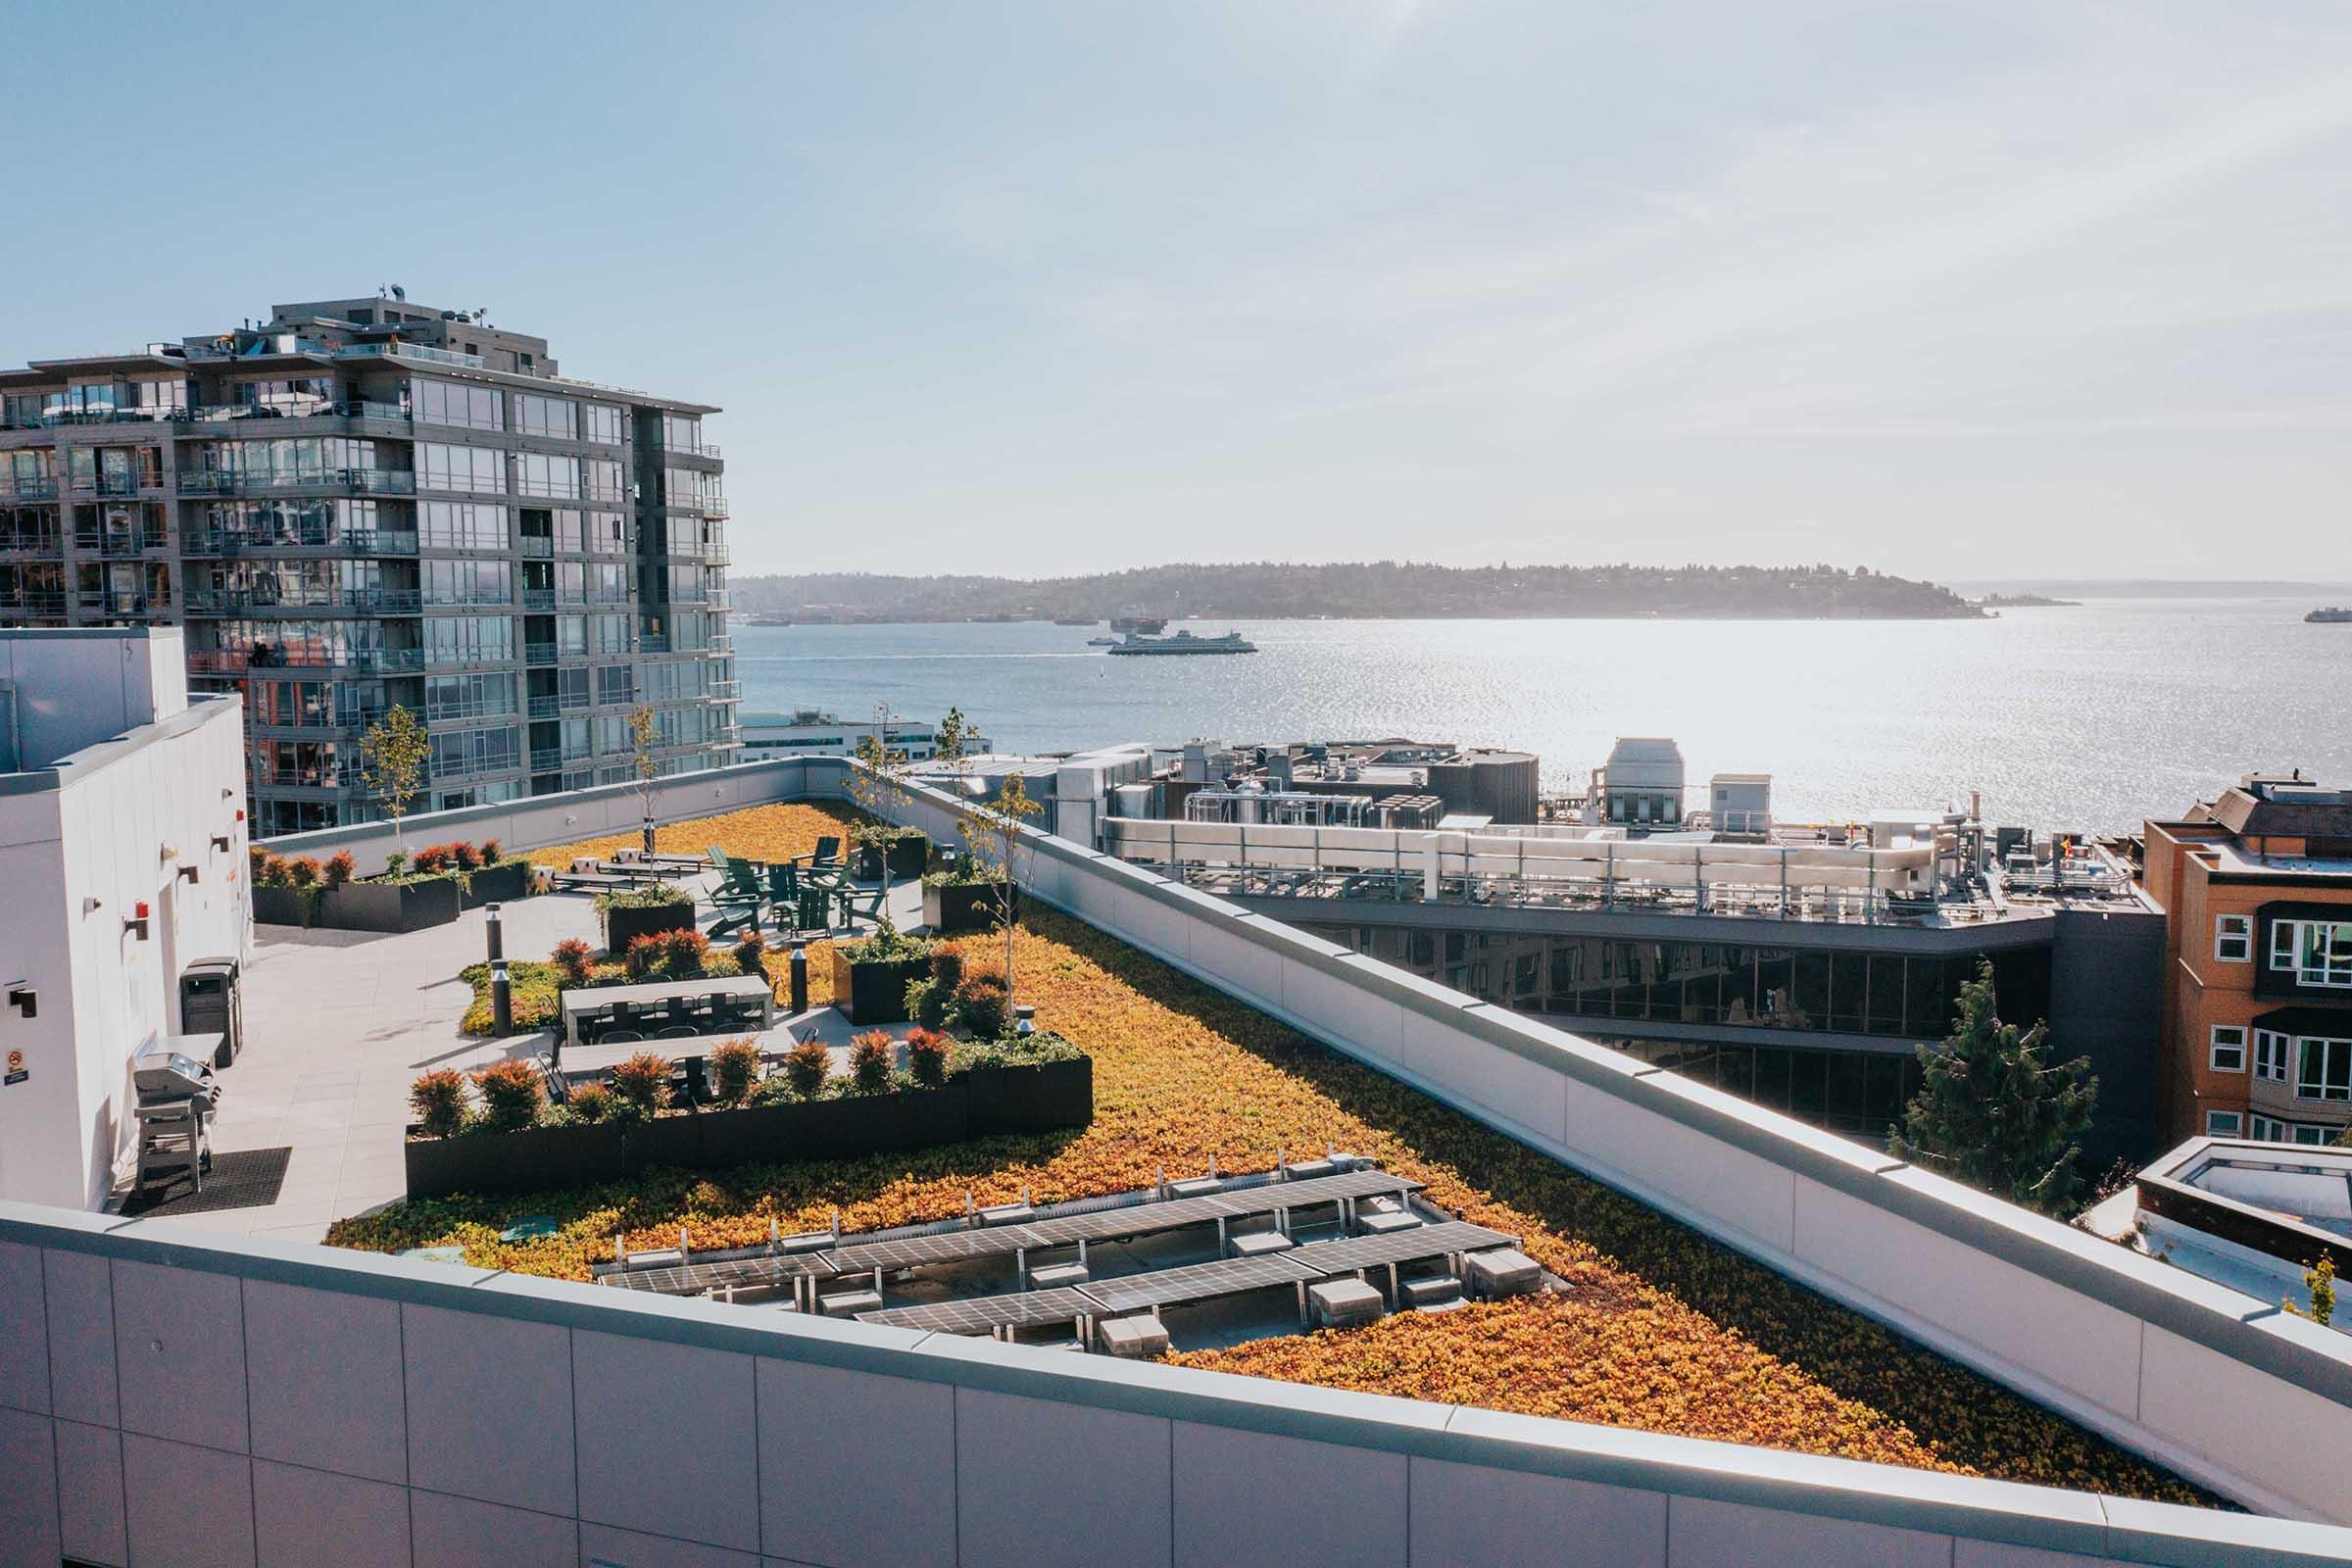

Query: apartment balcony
left=74, top=591, right=169, bottom=617
left=73, top=532, right=164, bottom=558
left=518, top=536, right=554, bottom=559
left=432, top=752, right=520, bottom=783
left=183, top=398, right=409, bottom=427
left=176, top=467, right=416, bottom=497
left=0, top=478, right=60, bottom=502
left=0, top=535, right=63, bottom=557
left=68, top=472, right=156, bottom=499
left=523, top=641, right=559, bottom=666
left=710, top=679, right=741, bottom=700
left=639, top=632, right=670, bottom=654
left=3, top=406, right=183, bottom=430
left=183, top=588, right=422, bottom=615
left=191, top=647, right=424, bottom=675
left=335, top=342, right=482, bottom=369
left=519, top=587, right=557, bottom=611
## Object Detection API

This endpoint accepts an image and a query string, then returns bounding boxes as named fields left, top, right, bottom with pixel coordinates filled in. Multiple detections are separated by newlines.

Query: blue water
left=729, top=599, right=2352, bottom=832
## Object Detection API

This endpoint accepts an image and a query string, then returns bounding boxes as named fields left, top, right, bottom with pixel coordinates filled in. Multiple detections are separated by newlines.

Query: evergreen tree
left=1888, top=959, right=2098, bottom=1216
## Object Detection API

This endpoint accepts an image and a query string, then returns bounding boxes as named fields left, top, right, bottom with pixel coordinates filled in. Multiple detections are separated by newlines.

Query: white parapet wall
left=3, top=1203, right=2350, bottom=1567
left=264, top=757, right=2352, bottom=1523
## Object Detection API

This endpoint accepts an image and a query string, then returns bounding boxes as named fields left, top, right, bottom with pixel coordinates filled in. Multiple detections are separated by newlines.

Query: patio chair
left=709, top=886, right=764, bottom=941
left=652, top=1024, right=698, bottom=1041
left=719, top=858, right=766, bottom=901
left=764, top=861, right=801, bottom=903
left=810, top=835, right=842, bottom=868
left=835, top=882, right=884, bottom=929
left=601, top=1029, right=643, bottom=1045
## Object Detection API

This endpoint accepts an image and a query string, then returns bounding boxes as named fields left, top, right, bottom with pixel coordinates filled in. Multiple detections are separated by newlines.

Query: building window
left=2205, top=1110, right=2242, bottom=1138
left=2270, top=919, right=2352, bottom=988
left=2255, top=1029, right=2289, bottom=1082
left=2294, top=1036, right=2352, bottom=1102
left=2214, top=913, right=2252, bottom=962
left=2208, top=1025, right=2246, bottom=1073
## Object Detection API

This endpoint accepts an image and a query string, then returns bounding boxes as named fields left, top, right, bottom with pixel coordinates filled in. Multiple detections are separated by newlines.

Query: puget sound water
left=728, top=598, right=2352, bottom=833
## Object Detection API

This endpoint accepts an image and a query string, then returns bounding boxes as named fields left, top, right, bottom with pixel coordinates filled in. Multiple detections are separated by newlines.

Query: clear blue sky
left=6, top=1, right=2350, bottom=580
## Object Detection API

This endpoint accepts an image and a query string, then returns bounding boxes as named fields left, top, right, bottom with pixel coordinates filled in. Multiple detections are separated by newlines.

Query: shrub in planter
left=474, top=1058, right=544, bottom=1133
left=783, top=1034, right=831, bottom=1100
left=661, top=927, right=712, bottom=979
left=906, top=1026, right=953, bottom=1088
left=564, top=1080, right=614, bottom=1124
left=849, top=1029, right=896, bottom=1095
left=287, top=856, right=320, bottom=888
left=323, top=851, right=356, bottom=889
left=622, top=932, right=663, bottom=982
left=480, top=838, right=503, bottom=864
left=551, top=938, right=594, bottom=986
left=597, top=881, right=697, bottom=951
left=730, top=934, right=768, bottom=979
left=410, top=1068, right=469, bottom=1139
left=248, top=844, right=269, bottom=881
left=382, top=850, right=409, bottom=879
left=257, top=854, right=291, bottom=887
left=928, top=945, right=964, bottom=992
left=954, top=972, right=1010, bottom=1039
left=905, top=976, right=950, bottom=1030
left=413, top=845, right=452, bottom=874
left=451, top=840, right=482, bottom=872
left=610, top=1051, right=672, bottom=1116
left=710, top=1037, right=761, bottom=1107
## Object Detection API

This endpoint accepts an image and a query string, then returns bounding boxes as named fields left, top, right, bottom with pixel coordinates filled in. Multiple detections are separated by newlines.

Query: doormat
left=119, top=1147, right=292, bottom=1217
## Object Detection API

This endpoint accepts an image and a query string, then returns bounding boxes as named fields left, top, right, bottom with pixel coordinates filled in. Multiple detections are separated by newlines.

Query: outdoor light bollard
left=831, top=1207, right=842, bottom=1246
left=788, top=943, right=808, bottom=1015
left=485, top=903, right=513, bottom=1038
left=1013, top=1004, right=1035, bottom=1036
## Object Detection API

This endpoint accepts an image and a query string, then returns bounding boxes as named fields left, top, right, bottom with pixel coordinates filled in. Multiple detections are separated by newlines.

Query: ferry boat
left=2307, top=607, right=2352, bottom=623
left=1086, top=635, right=1121, bottom=647
left=1105, top=629, right=1257, bottom=656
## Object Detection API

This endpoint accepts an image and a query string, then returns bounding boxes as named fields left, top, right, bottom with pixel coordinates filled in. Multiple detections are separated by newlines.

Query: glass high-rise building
left=0, top=293, right=740, bottom=831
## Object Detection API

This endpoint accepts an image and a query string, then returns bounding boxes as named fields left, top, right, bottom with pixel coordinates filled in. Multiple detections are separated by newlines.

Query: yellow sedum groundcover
left=336, top=803, right=2205, bottom=1503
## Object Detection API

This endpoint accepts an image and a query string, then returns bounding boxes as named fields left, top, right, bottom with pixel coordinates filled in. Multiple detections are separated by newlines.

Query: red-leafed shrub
left=710, top=1037, right=761, bottom=1106
left=905, top=1026, right=953, bottom=1088
left=849, top=1030, right=896, bottom=1095
left=322, top=851, right=356, bottom=889
left=473, top=1058, right=544, bottom=1133
left=409, top=1068, right=468, bottom=1139
left=623, top=932, right=663, bottom=981
left=610, top=1052, right=672, bottom=1115
left=551, top=938, right=594, bottom=986
left=783, top=1034, right=831, bottom=1100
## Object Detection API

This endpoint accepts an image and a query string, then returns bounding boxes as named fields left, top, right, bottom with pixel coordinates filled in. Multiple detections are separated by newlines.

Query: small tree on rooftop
left=627, top=702, right=660, bottom=857
left=358, top=704, right=429, bottom=855
left=847, top=703, right=913, bottom=904
left=957, top=771, right=1042, bottom=1018
left=1888, top=958, right=2097, bottom=1217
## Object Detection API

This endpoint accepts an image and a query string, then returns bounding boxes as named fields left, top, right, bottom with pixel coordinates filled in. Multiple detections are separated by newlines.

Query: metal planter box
left=400, top=1056, right=1092, bottom=1200
left=963, top=1054, right=1093, bottom=1136
left=831, top=951, right=931, bottom=1024
left=461, top=859, right=537, bottom=909
left=602, top=900, right=698, bottom=955
left=853, top=834, right=929, bottom=881
left=923, top=879, right=1016, bottom=936
left=323, top=877, right=464, bottom=933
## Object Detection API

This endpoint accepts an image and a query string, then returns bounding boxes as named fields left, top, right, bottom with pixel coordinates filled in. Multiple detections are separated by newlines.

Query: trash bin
left=179, top=958, right=243, bottom=1068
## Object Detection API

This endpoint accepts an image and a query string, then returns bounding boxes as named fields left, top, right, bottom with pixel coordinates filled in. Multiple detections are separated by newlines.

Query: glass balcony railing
left=523, top=641, right=558, bottom=666
left=518, top=536, right=554, bottom=559
left=336, top=342, right=483, bottom=369
left=518, top=588, right=556, bottom=610
left=0, top=478, right=61, bottom=502
left=0, top=534, right=64, bottom=556
left=175, top=467, right=416, bottom=497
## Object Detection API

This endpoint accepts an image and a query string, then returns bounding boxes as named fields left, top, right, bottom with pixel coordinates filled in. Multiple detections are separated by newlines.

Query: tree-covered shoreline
left=731, top=561, right=1984, bottom=623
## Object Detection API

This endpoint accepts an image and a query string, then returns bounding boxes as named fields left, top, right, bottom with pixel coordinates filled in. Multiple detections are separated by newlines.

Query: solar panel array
left=600, top=1167, right=1430, bottom=1305
left=1288, top=1221, right=1519, bottom=1276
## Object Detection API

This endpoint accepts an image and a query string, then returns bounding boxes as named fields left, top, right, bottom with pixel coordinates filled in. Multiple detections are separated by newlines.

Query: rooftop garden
left=331, top=802, right=2209, bottom=1503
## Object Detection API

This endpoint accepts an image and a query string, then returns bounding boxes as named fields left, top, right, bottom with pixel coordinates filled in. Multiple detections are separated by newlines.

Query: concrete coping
left=3, top=1200, right=2346, bottom=1565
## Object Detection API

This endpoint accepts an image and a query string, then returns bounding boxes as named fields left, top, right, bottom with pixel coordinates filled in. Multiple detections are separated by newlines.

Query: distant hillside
left=730, top=562, right=1983, bottom=622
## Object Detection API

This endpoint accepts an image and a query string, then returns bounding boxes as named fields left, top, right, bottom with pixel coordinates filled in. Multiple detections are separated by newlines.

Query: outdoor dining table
left=560, top=974, right=774, bottom=1050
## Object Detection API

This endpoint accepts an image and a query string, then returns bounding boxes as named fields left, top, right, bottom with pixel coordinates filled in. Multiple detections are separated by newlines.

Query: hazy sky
left=6, top=2, right=2350, bottom=580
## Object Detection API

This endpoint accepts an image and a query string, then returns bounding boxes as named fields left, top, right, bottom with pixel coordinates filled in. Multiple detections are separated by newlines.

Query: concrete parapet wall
left=2, top=1204, right=2347, bottom=1567
left=266, top=757, right=2352, bottom=1525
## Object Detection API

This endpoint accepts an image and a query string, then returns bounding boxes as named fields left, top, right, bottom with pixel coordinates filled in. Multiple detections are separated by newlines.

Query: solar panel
left=599, top=1249, right=840, bottom=1297
left=829, top=1224, right=1046, bottom=1274
left=1208, top=1168, right=1423, bottom=1221
left=1288, top=1221, right=1519, bottom=1277
left=1019, top=1195, right=1237, bottom=1247
left=1076, top=1251, right=1320, bottom=1315
left=857, top=1286, right=1100, bottom=1336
